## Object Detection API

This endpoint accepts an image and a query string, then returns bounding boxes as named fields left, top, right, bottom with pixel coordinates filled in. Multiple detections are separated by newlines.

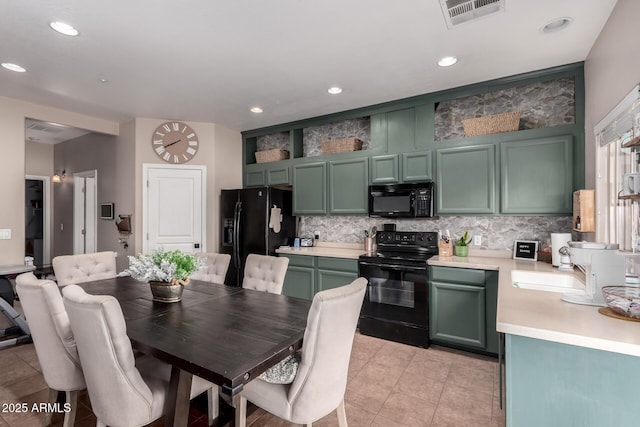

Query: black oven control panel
left=376, top=231, right=438, bottom=252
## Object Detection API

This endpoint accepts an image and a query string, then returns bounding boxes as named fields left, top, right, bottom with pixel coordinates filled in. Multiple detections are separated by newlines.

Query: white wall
left=584, top=0, right=640, bottom=188
left=133, top=118, right=242, bottom=255
left=0, top=95, right=119, bottom=264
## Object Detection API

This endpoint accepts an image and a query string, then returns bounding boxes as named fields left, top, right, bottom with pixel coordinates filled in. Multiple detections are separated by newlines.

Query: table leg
left=165, top=367, right=193, bottom=427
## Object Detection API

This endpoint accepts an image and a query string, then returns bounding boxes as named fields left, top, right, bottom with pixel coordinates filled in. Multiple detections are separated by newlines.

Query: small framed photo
left=513, top=240, right=538, bottom=261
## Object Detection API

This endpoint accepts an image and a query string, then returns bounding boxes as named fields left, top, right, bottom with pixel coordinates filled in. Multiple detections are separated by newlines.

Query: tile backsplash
left=299, top=215, right=573, bottom=251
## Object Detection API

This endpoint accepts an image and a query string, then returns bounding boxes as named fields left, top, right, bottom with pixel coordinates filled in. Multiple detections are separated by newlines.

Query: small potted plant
left=454, top=231, right=472, bottom=257
left=125, top=249, right=202, bottom=303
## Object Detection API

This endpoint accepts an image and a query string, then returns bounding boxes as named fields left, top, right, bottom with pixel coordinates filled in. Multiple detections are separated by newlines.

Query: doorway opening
left=73, top=170, right=97, bottom=254
left=25, top=176, right=51, bottom=266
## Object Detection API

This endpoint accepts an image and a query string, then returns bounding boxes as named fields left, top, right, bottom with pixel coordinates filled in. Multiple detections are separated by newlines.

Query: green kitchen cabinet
left=500, top=135, right=574, bottom=214
left=436, top=145, right=496, bottom=214
left=328, top=158, right=369, bottom=215
left=370, top=154, right=400, bottom=184
left=293, top=162, right=327, bottom=215
left=429, top=266, right=498, bottom=355
left=266, top=165, right=291, bottom=186
left=281, top=255, right=315, bottom=300
left=244, top=168, right=265, bottom=187
left=280, top=255, right=358, bottom=298
left=316, top=257, right=358, bottom=292
left=402, top=151, right=432, bottom=182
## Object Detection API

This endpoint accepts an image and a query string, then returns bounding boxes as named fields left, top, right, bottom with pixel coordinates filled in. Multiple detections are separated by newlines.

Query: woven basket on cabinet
left=320, top=137, right=364, bottom=154
left=461, top=111, right=521, bottom=137
left=255, top=149, right=289, bottom=163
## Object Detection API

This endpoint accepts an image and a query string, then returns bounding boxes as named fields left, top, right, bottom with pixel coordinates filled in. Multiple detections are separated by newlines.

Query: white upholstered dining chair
left=235, top=277, right=367, bottom=427
left=242, top=254, right=289, bottom=294
left=52, top=251, right=117, bottom=287
left=14, top=272, right=85, bottom=427
left=191, top=252, right=232, bottom=284
left=62, top=285, right=218, bottom=427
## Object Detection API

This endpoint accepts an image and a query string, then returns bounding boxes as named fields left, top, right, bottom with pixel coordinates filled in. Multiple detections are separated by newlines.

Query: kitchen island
left=429, top=253, right=640, bottom=427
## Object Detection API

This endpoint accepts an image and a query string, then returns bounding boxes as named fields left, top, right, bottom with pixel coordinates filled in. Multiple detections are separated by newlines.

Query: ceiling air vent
left=440, top=0, right=504, bottom=28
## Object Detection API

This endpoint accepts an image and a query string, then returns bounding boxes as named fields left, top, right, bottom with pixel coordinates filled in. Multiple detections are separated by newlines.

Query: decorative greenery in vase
left=125, top=249, right=202, bottom=285
left=455, top=231, right=472, bottom=257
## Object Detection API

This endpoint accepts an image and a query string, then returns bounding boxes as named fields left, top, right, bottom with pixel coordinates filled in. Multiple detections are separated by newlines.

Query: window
left=595, top=85, right=640, bottom=250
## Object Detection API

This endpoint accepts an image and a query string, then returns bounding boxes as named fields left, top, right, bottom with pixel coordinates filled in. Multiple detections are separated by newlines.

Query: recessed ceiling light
left=437, top=56, right=458, bottom=67
left=49, top=21, right=79, bottom=36
left=328, top=87, right=343, bottom=95
left=99, top=78, right=109, bottom=83
left=1, top=63, right=26, bottom=73
left=541, top=17, right=573, bottom=34
left=250, top=107, right=263, bottom=114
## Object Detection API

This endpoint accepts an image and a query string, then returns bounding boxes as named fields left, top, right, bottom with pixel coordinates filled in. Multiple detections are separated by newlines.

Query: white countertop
left=0, top=264, right=36, bottom=275
left=429, top=255, right=640, bottom=357
left=276, top=241, right=365, bottom=260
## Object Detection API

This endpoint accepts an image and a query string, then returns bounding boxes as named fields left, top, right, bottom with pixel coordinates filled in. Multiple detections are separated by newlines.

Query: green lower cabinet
left=328, top=158, right=369, bottom=215
left=402, top=151, right=432, bottom=182
left=280, top=255, right=357, bottom=298
left=436, top=145, right=496, bottom=214
left=293, top=162, right=327, bottom=215
left=281, top=255, right=315, bottom=300
left=429, top=266, right=498, bottom=355
left=506, top=335, right=639, bottom=427
left=500, top=135, right=574, bottom=214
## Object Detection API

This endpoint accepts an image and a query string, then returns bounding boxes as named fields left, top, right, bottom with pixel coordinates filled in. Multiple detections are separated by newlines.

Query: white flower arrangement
left=124, top=249, right=202, bottom=284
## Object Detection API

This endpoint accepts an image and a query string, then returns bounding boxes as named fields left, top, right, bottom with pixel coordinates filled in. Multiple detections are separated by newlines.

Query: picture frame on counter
left=513, top=240, right=538, bottom=261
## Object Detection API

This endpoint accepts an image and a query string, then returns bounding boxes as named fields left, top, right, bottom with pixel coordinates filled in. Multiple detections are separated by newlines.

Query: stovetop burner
left=359, top=231, right=439, bottom=266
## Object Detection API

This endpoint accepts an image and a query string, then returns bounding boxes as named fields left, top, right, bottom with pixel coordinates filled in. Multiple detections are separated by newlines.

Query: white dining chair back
left=191, top=252, right=231, bottom=284
left=242, top=254, right=289, bottom=294
left=237, top=277, right=367, bottom=427
left=52, top=251, right=117, bottom=287
left=62, top=285, right=215, bottom=426
left=15, top=272, right=85, bottom=427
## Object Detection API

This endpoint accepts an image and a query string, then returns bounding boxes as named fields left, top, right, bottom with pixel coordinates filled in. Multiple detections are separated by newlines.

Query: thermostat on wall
left=513, top=240, right=538, bottom=261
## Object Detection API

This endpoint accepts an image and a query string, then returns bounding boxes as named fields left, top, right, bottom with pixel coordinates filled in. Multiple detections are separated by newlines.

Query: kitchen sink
left=511, top=270, right=585, bottom=293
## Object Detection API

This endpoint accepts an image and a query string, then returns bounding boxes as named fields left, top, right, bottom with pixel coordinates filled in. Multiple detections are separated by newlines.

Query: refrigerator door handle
left=233, top=201, right=242, bottom=269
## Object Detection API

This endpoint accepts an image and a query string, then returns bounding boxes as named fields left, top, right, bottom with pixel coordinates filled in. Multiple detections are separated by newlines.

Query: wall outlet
left=0, top=229, right=11, bottom=239
left=473, top=235, right=482, bottom=246
left=314, top=230, right=320, bottom=240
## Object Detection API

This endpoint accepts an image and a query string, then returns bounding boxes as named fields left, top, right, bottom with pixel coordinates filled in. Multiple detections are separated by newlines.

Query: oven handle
left=358, top=261, right=427, bottom=272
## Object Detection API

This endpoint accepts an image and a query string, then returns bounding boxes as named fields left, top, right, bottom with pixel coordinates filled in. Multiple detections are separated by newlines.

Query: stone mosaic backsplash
left=434, top=77, right=575, bottom=140
left=303, top=117, right=371, bottom=157
left=257, top=132, right=290, bottom=152
left=299, top=215, right=573, bottom=251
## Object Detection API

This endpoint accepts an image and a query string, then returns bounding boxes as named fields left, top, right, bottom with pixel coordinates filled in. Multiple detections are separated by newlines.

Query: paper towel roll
left=551, top=233, right=572, bottom=267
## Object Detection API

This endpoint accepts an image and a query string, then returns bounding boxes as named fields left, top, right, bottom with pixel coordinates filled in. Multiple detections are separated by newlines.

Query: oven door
left=358, top=260, right=428, bottom=327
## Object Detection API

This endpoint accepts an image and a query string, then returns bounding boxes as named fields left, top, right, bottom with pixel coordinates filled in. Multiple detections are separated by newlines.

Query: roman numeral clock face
left=152, top=121, right=199, bottom=164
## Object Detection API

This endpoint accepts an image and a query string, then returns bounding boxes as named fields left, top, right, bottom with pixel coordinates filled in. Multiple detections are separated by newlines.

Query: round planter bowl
left=149, top=281, right=184, bottom=303
left=454, top=245, right=469, bottom=257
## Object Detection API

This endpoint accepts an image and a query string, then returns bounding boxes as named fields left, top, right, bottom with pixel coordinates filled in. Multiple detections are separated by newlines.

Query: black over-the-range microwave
left=368, top=182, right=435, bottom=218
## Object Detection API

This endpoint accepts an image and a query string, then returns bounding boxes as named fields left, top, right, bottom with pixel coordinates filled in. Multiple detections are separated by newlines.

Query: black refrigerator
left=220, top=187, right=296, bottom=287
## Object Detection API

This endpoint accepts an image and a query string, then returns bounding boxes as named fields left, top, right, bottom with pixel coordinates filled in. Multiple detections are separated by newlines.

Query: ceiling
left=1, top=0, right=618, bottom=136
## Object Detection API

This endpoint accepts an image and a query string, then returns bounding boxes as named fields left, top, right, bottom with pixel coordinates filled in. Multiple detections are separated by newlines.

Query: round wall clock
left=151, top=121, right=199, bottom=164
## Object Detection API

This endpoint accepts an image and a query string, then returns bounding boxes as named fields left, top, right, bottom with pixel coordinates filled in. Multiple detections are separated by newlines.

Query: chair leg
left=42, top=388, right=58, bottom=426
left=336, top=399, right=348, bottom=427
left=62, top=390, right=79, bottom=427
left=234, top=395, right=247, bottom=427
left=207, top=385, right=219, bottom=425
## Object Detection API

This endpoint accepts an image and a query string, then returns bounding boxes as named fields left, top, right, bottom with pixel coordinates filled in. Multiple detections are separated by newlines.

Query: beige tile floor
left=0, top=333, right=504, bottom=426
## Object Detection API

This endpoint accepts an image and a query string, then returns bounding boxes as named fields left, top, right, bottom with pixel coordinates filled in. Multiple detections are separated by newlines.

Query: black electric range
left=358, top=231, right=438, bottom=348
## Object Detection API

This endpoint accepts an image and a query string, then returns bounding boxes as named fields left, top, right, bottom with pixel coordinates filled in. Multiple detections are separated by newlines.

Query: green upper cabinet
left=328, top=158, right=369, bottom=214
left=387, top=108, right=416, bottom=153
left=370, top=154, right=399, bottom=184
left=370, top=106, right=434, bottom=154
left=436, top=145, right=496, bottom=214
left=293, top=162, right=327, bottom=215
left=402, top=151, right=432, bottom=182
left=266, top=165, right=290, bottom=186
left=500, top=135, right=574, bottom=214
left=244, top=168, right=265, bottom=187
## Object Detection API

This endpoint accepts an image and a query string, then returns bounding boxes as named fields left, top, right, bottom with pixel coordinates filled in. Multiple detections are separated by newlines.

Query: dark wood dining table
left=74, top=276, right=311, bottom=427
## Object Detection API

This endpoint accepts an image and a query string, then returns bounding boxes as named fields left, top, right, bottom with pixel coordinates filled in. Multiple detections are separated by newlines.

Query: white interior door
left=73, top=171, right=97, bottom=254
left=144, top=165, right=205, bottom=254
